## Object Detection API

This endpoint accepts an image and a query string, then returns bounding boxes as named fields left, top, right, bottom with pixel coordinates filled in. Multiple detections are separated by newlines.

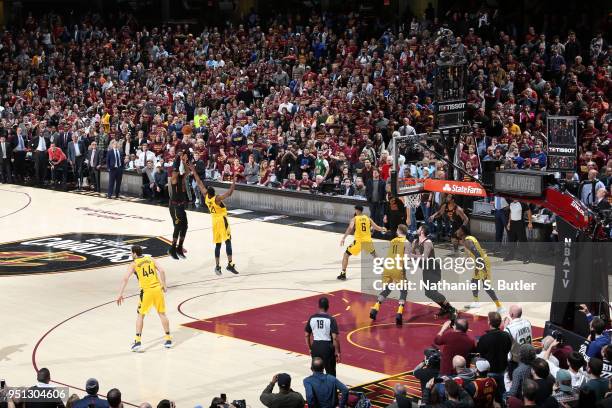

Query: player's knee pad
left=225, top=239, right=232, bottom=256
left=215, top=243, right=222, bottom=258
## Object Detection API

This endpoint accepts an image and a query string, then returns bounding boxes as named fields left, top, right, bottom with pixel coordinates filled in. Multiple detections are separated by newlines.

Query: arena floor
left=1, top=185, right=552, bottom=406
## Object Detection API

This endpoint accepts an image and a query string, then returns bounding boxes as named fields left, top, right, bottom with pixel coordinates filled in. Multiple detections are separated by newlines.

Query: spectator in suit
left=11, top=127, right=28, bottom=183
left=0, top=135, right=13, bottom=183
left=153, top=164, right=168, bottom=202
left=31, top=131, right=50, bottom=185
left=366, top=169, right=387, bottom=228
left=68, top=133, right=86, bottom=189
left=56, top=126, right=71, bottom=153
left=141, top=160, right=156, bottom=200
left=106, top=140, right=125, bottom=199
left=594, top=188, right=611, bottom=211
left=340, top=178, right=355, bottom=196
left=47, top=142, right=68, bottom=188
left=86, top=141, right=103, bottom=192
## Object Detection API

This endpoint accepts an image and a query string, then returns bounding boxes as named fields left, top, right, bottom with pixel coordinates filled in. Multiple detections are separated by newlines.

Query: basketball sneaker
left=176, top=246, right=186, bottom=259
left=465, top=301, right=481, bottom=309
left=395, top=313, right=403, bottom=326
left=369, top=308, right=378, bottom=320
left=215, top=265, right=222, bottom=276
left=131, top=341, right=142, bottom=352
left=497, top=306, right=507, bottom=315
left=337, top=272, right=347, bottom=281
left=167, top=247, right=179, bottom=260
left=163, top=337, right=172, bottom=349
left=226, top=263, right=239, bottom=274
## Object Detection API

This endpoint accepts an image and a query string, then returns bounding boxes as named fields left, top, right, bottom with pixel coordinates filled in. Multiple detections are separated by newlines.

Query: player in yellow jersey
left=189, top=164, right=238, bottom=276
left=116, top=245, right=171, bottom=352
left=338, top=205, right=386, bottom=281
left=455, top=226, right=504, bottom=314
left=369, top=224, right=410, bottom=326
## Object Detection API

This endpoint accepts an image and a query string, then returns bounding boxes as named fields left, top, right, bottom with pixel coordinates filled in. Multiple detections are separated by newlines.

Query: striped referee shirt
left=305, top=313, right=338, bottom=342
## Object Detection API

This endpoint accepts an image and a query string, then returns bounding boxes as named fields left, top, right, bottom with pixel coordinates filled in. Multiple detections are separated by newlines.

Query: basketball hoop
left=404, top=192, right=423, bottom=209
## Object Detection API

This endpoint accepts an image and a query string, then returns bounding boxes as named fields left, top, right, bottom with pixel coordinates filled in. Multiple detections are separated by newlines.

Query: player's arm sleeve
left=330, top=317, right=339, bottom=335
left=304, top=318, right=312, bottom=333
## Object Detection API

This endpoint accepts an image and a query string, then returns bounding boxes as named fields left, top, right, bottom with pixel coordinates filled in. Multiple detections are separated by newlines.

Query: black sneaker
left=369, top=308, right=378, bottom=320
left=215, top=265, right=222, bottom=276
left=337, top=272, right=347, bottom=281
left=176, top=246, right=186, bottom=259
left=226, top=263, right=239, bottom=274
left=523, top=259, right=530, bottom=264
left=167, top=247, right=179, bottom=260
left=448, top=306, right=458, bottom=322
left=395, top=313, right=403, bottom=326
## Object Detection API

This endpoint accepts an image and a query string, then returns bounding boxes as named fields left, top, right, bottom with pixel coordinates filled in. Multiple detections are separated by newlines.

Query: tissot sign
left=0, top=233, right=171, bottom=275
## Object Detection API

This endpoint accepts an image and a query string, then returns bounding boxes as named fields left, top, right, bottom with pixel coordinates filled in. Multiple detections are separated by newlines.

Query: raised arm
left=188, top=164, right=207, bottom=192
left=216, top=176, right=236, bottom=203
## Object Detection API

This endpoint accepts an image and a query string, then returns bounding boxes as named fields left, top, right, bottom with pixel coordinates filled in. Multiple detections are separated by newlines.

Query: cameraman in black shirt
left=413, top=348, right=441, bottom=395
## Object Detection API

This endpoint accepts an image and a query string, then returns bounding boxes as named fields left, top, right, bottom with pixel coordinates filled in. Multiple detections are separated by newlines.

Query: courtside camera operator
left=414, top=348, right=441, bottom=394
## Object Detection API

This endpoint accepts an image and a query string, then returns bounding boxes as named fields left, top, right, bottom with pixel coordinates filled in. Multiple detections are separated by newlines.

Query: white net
left=404, top=193, right=422, bottom=209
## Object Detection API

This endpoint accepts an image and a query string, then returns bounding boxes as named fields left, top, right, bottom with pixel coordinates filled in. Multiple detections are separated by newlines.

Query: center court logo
left=0, top=233, right=171, bottom=275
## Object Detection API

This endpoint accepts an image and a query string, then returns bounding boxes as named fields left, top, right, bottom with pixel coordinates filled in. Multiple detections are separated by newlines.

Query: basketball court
left=1, top=185, right=551, bottom=406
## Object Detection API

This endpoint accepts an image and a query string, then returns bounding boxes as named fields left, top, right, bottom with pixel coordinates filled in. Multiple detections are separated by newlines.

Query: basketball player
left=369, top=224, right=409, bottom=326
left=189, top=164, right=238, bottom=275
left=411, top=225, right=457, bottom=319
left=116, top=245, right=171, bottom=351
left=428, top=194, right=469, bottom=254
left=455, top=226, right=504, bottom=313
left=338, top=204, right=386, bottom=281
left=168, top=151, right=190, bottom=260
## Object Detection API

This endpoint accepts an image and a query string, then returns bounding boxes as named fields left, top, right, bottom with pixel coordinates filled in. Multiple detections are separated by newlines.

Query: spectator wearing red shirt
left=434, top=319, right=476, bottom=376
left=47, top=142, right=68, bottom=187
left=282, top=172, right=299, bottom=190
left=297, top=172, right=314, bottom=192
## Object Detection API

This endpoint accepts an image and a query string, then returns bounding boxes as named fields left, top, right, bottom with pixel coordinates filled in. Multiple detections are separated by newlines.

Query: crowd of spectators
left=0, top=5, right=609, bottom=210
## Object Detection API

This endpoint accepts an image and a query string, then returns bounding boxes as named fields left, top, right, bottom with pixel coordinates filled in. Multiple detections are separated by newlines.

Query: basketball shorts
left=472, top=257, right=491, bottom=280
left=212, top=216, right=231, bottom=244
left=346, top=239, right=374, bottom=256
left=170, top=205, right=188, bottom=228
left=137, top=287, right=166, bottom=315
left=382, top=268, right=405, bottom=284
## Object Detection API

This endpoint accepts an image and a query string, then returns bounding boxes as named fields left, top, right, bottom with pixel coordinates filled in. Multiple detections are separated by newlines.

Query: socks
left=135, top=334, right=141, bottom=343
left=372, top=302, right=381, bottom=311
left=397, top=304, right=404, bottom=315
left=164, top=332, right=172, bottom=341
left=494, top=300, right=502, bottom=308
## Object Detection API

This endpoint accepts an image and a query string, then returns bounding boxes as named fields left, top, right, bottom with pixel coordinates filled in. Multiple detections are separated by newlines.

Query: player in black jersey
left=168, top=151, right=190, bottom=259
left=411, top=225, right=457, bottom=320
left=429, top=194, right=469, bottom=254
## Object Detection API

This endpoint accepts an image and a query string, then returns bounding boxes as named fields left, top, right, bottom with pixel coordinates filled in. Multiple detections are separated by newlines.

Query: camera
left=424, top=348, right=441, bottom=366
left=551, top=329, right=564, bottom=343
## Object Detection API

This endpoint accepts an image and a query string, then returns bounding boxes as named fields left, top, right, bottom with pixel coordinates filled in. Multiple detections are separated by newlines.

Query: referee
left=305, top=297, right=340, bottom=377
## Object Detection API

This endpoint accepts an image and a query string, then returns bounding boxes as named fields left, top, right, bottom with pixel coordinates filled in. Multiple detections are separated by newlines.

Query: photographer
left=414, top=349, right=441, bottom=395
left=434, top=319, right=476, bottom=376
left=260, top=373, right=305, bottom=408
